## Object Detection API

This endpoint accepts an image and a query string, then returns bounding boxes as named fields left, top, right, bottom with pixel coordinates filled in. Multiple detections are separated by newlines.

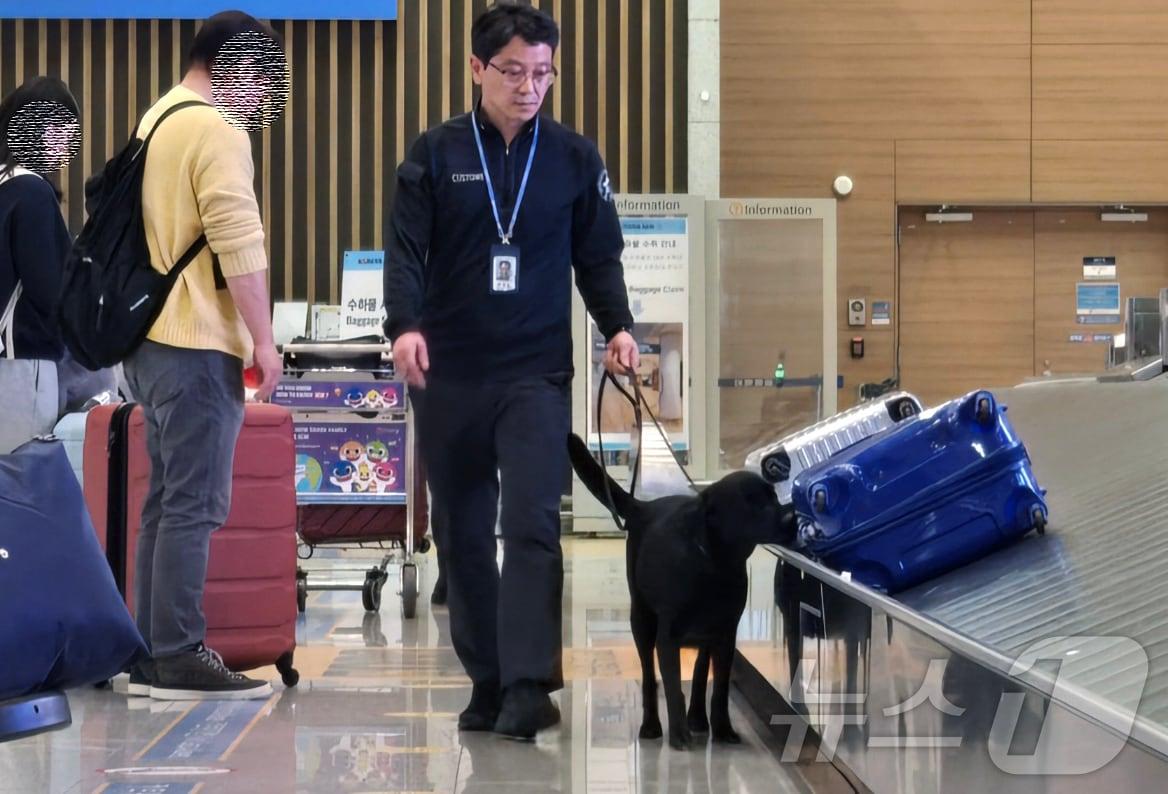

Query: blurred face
left=6, top=99, right=81, bottom=175
left=471, top=35, right=556, bottom=132
left=42, top=119, right=80, bottom=160
left=210, top=31, right=289, bottom=132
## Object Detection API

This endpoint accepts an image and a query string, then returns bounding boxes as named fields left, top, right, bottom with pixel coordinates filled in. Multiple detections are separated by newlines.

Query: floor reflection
left=0, top=540, right=844, bottom=794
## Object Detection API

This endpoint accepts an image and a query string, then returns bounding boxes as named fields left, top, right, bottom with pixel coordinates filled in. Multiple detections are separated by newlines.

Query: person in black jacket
left=384, top=3, right=638, bottom=740
left=0, top=76, right=80, bottom=454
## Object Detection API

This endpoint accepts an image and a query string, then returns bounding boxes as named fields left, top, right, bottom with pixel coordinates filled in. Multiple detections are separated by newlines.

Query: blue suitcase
left=791, top=389, right=1048, bottom=593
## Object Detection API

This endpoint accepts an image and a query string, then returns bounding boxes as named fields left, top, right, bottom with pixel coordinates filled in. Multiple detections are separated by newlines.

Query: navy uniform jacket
left=383, top=109, right=633, bottom=382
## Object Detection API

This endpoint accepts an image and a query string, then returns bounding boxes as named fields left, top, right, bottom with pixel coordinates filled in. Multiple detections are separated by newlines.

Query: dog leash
left=595, top=365, right=695, bottom=529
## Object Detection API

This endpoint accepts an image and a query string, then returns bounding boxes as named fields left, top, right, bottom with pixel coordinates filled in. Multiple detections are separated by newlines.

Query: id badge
left=490, top=244, right=520, bottom=294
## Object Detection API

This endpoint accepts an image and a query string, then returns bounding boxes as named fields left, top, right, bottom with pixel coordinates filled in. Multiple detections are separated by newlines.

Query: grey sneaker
left=149, top=644, right=272, bottom=701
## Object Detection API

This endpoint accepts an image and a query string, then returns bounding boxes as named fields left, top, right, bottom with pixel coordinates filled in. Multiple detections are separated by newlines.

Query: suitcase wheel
left=362, top=569, right=386, bottom=612
left=761, top=451, right=791, bottom=484
left=276, top=652, right=300, bottom=688
left=888, top=397, right=920, bottom=421
left=1030, top=505, right=1047, bottom=536
left=417, top=536, right=432, bottom=554
left=296, top=576, right=308, bottom=613
left=975, top=396, right=994, bottom=426
left=401, top=563, right=418, bottom=620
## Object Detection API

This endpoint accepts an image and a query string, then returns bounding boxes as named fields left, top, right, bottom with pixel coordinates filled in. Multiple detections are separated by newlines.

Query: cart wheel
left=417, top=537, right=432, bottom=554
left=1031, top=506, right=1047, bottom=536
left=401, top=563, right=418, bottom=620
left=276, top=651, right=300, bottom=688
left=362, top=613, right=389, bottom=647
left=362, top=571, right=383, bottom=613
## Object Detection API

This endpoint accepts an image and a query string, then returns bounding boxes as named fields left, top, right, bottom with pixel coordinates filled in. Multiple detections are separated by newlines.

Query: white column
left=688, top=0, right=719, bottom=199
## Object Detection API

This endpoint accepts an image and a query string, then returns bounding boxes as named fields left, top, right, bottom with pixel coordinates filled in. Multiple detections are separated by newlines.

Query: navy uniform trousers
left=412, top=372, right=570, bottom=692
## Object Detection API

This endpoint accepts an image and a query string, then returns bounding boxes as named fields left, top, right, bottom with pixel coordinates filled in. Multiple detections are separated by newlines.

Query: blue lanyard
left=471, top=111, right=539, bottom=245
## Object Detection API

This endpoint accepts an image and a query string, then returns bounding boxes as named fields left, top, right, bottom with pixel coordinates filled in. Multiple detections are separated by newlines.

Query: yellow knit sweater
left=138, top=85, right=268, bottom=361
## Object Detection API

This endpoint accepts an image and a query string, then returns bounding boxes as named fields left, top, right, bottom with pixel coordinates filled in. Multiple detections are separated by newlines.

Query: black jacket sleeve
left=383, top=134, right=434, bottom=342
left=571, top=144, right=633, bottom=340
left=11, top=178, right=68, bottom=320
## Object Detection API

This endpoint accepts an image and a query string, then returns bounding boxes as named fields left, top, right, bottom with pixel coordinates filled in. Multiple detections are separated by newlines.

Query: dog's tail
left=567, top=432, right=636, bottom=524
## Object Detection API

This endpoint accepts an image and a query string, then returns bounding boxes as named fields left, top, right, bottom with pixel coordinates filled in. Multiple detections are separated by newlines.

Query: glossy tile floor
left=0, top=539, right=851, bottom=793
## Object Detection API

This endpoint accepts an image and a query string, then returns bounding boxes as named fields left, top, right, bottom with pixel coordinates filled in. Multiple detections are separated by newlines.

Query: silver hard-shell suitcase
left=52, top=412, right=88, bottom=485
left=744, top=391, right=923, bottom=504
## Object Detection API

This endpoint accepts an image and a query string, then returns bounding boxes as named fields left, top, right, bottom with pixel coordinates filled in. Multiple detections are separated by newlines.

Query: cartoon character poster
left=294, top=423, right=406, bottom=498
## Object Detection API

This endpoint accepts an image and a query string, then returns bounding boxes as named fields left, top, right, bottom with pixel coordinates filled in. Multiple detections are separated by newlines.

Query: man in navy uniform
left=384, top=2, right=637, bottom=740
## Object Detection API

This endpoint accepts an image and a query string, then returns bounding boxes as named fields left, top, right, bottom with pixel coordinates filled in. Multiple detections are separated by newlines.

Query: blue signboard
left=10, top=2, right=397, bottom=19
left=1075, top=282, right=1121, bottom=316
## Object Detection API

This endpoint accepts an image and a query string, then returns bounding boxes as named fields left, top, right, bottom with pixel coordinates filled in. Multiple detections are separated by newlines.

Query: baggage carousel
left=732, top=375, right=1168, bottom=792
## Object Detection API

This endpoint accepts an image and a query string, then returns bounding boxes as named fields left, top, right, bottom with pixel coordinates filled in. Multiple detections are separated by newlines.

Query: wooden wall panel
left=1034, top=45, right=1168, bottom=141
left=1035, top=1, right=1168, bottom=44
left=895, top=140, right=1032, bottom=204
left=1033, top=141, right=1168, bottom=204
left=1034, top=209, right=1168, bottom=375
left=723, top=1, right=1168, bottom=413
left=724, top=0, right=1030, bottom=45
left=723, top=44, right=1031, bottom=141
left=897, top=209, right=1036, bottom=406
left=0, top=3, right=688, bottom=303
left=722, top=139, right=894, bottom=286
left=837, top=331, right=898, bottom=404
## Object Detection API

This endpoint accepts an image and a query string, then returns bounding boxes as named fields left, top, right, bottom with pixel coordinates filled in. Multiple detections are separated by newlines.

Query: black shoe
left=459, top=682, right=501, bottom=731
left=431, top=576, right=448, bottom=606
left=149, top=644, right=273, bottom=701
left=493, top=680, right=561, bottom=741
left=127, top=660, right=154, bottom=697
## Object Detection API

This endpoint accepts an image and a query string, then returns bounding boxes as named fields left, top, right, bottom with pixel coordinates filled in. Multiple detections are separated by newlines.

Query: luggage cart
left=278, top=341, right=430, bottom=619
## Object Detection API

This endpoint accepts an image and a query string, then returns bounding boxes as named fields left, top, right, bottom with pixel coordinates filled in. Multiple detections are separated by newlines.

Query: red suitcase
left=83, top=402, right=300, bottom=685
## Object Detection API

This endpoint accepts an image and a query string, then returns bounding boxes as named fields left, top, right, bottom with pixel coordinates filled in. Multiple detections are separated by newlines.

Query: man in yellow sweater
left=120, top=11, right=283, bottom=701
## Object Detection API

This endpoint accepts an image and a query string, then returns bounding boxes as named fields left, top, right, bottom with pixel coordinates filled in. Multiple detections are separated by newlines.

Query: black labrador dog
left=568, top=434, right=797, bottom=750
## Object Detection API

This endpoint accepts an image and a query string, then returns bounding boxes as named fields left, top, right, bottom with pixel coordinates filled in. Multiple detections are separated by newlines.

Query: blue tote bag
left=0, top=438, right=145, bottom=699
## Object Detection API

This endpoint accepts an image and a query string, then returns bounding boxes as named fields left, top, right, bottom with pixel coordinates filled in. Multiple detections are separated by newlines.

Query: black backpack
left=59, top=100, right=210, bottom=370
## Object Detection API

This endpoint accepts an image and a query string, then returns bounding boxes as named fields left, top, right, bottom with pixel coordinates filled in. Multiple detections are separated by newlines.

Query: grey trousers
left=0, top=359, right=58, bottom=454
left=123, top=340, right=244, bottom=657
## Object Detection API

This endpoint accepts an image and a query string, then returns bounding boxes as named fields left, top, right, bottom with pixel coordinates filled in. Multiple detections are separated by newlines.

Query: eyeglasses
left=488, top=61, right=558, bottom=89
